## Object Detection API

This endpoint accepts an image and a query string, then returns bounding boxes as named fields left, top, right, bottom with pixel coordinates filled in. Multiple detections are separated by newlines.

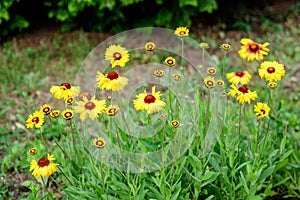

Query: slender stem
left=57, top=166, right=73, bottom=185
left=238, top=104, right=242, bottom=136
left=203, top=89, right=211, bottom=150
left=49, top=116, right=69, bottom=159
left=39, top=129, right=50, bottom=153
left=100, top=162, right=108, bottom=200
left=255, top=120, right=261, bottom=154
left=180, top=38, right=184, bottom=75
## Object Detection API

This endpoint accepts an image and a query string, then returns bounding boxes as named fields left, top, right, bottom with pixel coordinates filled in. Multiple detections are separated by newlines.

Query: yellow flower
left=207, top=67, right=217, bottom=76
left=254, top=102, right=270, bottom=119
left=50, top=110, right=60, bottom=118
left=66, top=97, right=74, bottom=105
left=153, top=70, right=164, bottom=77
left=133, top=86, right=166, bottom=114
left=174, top=27, right=189, bottom=37
left=268, top=82, right=277, bottom=89
left=164, top=57, right=176, bottom=67
left=221, top=43, right=231, bottom=52
left=26, top=111, right=44, bottom=129
left=96, top=71, right=128, bottom=91
left=50, top=82, right=80, bottom=100
left=29, top=154, right=59, bottom=177
left=258, top=61, right=285, bottom=82
left=40, top=104, right=52, bottom=115
left=216, top=80, right=224, bottom=87
left=173, top=74, right=181, bottom=81
left=145, top=42, right=155, bottom=52
left=204, top=77, right=215, bottom=89
left=106, top=105, right=120, bottom=116
left=105, top=44, right=129, bottom=68
left=93, top=137, right=106, bottom=148
left=228, top=85, right=258, bottom=104
left=62, top=109, right=74, bottom=120
left=238, top=38, right=270, bottom=61
left=160, top=113, right=168, bottom=119
left=74, top=96, right=106, bottom=121
left=171, top=120, right=180, bottom=128
left=29, top=148, right=37, bottom=155
left=226, top=71, right=252, bottom=85
left=200, top=42, right=209, bottom=49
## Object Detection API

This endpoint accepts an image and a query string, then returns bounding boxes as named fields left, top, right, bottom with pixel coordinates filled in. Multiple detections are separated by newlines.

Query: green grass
left=0, top=23, right=300, bottom=200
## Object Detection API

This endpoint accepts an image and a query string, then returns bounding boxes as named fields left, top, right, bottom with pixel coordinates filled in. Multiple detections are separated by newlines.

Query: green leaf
left=201, top=171, right=219, bottom=187
left=198, top=0, right=218, bottom=13
left=179, top=0, right=198, bottom=7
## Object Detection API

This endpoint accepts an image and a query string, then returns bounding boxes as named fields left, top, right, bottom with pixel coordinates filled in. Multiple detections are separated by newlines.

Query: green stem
left=203, top=89, right=211, bottom=150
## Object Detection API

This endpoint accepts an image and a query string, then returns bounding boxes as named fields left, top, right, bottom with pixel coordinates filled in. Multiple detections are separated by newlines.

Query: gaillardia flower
left=221, top=43, right=231, bottom=52
left=106, top=105, right=120, bottom=116
left=228, top=85, right=258, bottom=104
left=29, top=148, right=37, bottom=155
left=93, top=137, right=106, bottom=148
left=50, top=82, right=80, bottom=100
left=207, top=67, right=217, bottom=76
left=258, top=61, right=285, bottom=82
left=254, top=102, right=270, bottom=119
left=153, top=70, right=164, bottom=77
left=165, top=57, right=176, bottom=67
left=204, top=77, right=215, bottom=89
left=173, top=74, right=181, bottom=81
left=216, top=80, right=224, bottom=87
left=226, top=71, right=252, bottom=85
left=29, top=154, right=59, bottom=177
left=105, top=44, right=129, bottom=68
left=171, top=120, right=180, bottom=128
left=96, top=71, right=128, bottom=91
left=26, top=111, right=45, bottom=129
left=238, top=38, right=270, bottom=61
left=62, top=109, right=74, bottom=120
left=66, top=97, right=74, bottom=105
left=175, top=27, right=189, bottom=37
left=50, top=110, right=60, bottom=118
left=74, top=96, right=106, bottom=121
left=268, top=82, right=277, bottom=89
left=200, top=42, right=209, bottom=49
left=133, top=86, right=166, bottom=114
left=145, top=42, right=155, bottom=52
left=40, top=104, right=52, bottom=115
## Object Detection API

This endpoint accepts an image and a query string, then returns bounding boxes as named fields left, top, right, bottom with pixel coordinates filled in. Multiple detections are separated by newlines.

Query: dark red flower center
left=107, top=72, right=119, bottom=80
left=96, top=140, right=104, bottom=147
left=207, top=80, right=214, bottom=86
left=64, top=112, right=73, bottom=118
left=267, top=67, right=275, bottom=73
left=147, top=44, right=154, bottom=50
left=167, top=59, right=174, bottom=65
left=238, top=85, right=249, bottom=93
left=144, top=94, right=156, bottom=104
left=43, top=107, right=50, bottom=114
left=67, top=98, right=73, bottom=104
left=113, top=52, right=122, bottom=60
left=235, top=71, right=245, bottom=77
left=85, top=102, right=96, bottom=110
left=249, top=43, right=260, bottom=52
left=38, top=158, right=50, bottom=167
left=260, top=109, right=266, bottom=115
left=60, top=83, right=71, bottom=89
left=32, top=117, right=39, bottom=123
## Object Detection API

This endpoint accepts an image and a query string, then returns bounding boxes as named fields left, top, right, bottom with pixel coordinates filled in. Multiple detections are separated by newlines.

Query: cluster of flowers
left=25, top=26, right=190, bottom=178
left=25, top=26, right=285, bottom=178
